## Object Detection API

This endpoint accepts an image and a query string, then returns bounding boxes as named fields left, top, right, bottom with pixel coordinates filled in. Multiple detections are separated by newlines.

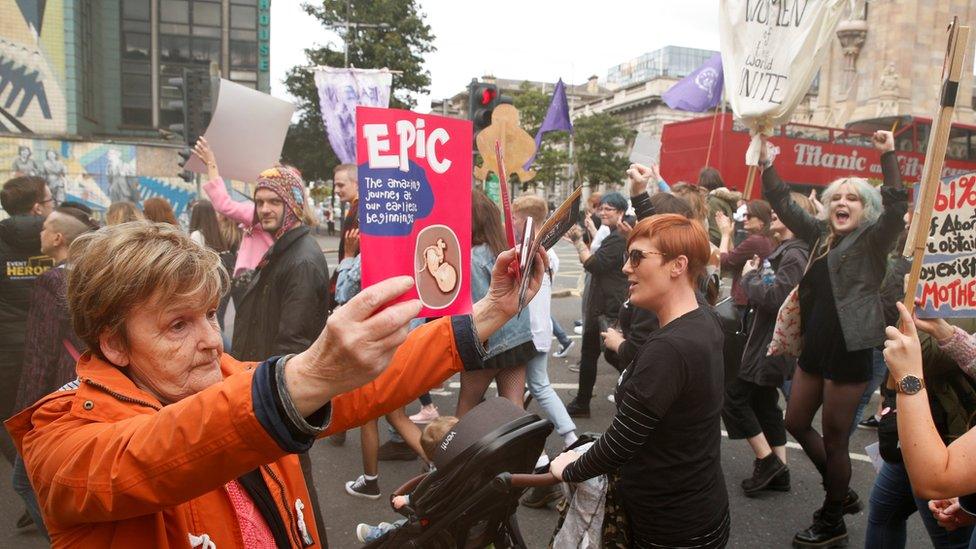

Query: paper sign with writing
left=718, top=0, right=845, bottom=164
left=916, top=173, right=976, bottom=317
left=356, top=107, right=473, bottom=317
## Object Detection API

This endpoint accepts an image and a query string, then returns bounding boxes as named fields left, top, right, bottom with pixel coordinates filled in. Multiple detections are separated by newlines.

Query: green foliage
left=573, top=113, right=632, bottom=190
left=512, top=82, right=569, bottom=192
left=281, top=0, right=436, bottom=182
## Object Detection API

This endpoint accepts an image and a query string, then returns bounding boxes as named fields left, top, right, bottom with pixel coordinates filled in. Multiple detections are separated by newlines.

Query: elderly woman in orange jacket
left=6, top=221, right=546, bottom=548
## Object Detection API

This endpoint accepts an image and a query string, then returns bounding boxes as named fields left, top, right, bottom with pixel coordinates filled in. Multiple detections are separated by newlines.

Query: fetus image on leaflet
left=421, top=238, right=458, bottom=293
left=415, top=225, right=462, bottom=309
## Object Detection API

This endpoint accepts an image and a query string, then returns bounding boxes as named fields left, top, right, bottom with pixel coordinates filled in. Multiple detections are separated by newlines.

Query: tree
left=281, top=0, right=436, bottom=182
left=512, top=82, right=569, bottom=192
left=573, top=113, right=632, bottom=191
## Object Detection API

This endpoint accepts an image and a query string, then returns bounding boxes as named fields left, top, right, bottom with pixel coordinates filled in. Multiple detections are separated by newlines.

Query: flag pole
left=705, top=103, right=720, bottom=168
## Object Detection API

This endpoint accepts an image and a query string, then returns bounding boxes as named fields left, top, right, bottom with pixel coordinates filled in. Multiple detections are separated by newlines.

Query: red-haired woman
left=551, top=214, right=729, bottom=548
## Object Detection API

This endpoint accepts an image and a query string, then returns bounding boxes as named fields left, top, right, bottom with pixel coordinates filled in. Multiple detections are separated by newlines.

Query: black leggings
left=785, top=367, right=867, bottom=506
left=419, top=392, right=432, bottom=406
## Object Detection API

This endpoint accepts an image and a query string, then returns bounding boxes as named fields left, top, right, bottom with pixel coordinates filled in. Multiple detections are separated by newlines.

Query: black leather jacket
left=762, top=151, right=908, bottom=351
left=232, top=226, right=330, bottom=361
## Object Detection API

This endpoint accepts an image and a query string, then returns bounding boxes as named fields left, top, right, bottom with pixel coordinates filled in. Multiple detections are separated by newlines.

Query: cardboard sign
left=915, top=172, right=976, bottom=317
left=186, top=79, right=295, bottom=182
left=356, top=107, right=473, bottom=317
left=629, top=133, right=660, bottom=166
left=718, top=0, right=845, bottom=164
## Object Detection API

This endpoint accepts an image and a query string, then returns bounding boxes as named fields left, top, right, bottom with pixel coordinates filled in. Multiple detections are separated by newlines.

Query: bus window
left=787, top=126, right=831, bottom=142
left=895, top=129, right=914, bottom=152
left=947, top=127, right=976, bottom=161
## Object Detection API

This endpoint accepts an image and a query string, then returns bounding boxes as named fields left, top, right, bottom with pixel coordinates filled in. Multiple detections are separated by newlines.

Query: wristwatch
left=895, top=375, right=924, bottom=395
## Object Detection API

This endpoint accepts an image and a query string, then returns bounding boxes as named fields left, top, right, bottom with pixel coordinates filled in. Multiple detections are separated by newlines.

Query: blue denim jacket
left=471, top=244, right=532, bottom=358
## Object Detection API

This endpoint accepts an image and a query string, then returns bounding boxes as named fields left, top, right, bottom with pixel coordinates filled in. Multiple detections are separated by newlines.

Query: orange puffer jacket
left=6, top=316, right=472, bottom=548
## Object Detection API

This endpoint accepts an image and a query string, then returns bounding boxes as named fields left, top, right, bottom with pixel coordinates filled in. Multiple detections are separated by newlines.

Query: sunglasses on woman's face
left=627, top=248, right=668, bottom=268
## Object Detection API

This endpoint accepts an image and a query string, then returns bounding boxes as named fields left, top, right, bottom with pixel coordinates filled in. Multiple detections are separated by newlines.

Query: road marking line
left=721, top=430, right=871, bottom=463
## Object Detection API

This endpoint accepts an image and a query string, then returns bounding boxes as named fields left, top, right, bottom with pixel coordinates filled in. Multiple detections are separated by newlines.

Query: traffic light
left=468, top=80, right=499, bottom=135
left=166, top=69, right=211, bottom=146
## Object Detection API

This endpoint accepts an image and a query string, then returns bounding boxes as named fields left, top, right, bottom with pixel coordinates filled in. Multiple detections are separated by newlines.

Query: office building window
left=80, top=0, right=97, bottom=119
left=231, top=5, right=257, bottom=29
left=120, top=0, right=152, bottom=126
left=160, top=0, right=189, bottom=23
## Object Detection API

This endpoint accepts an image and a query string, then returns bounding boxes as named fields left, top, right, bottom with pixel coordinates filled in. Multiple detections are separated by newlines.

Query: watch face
left=900, top=376, right=923, bottom=394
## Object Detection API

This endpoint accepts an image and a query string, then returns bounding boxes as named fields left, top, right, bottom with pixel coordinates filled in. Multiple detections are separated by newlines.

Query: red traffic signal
left=480, top=87, right=496, bottom=106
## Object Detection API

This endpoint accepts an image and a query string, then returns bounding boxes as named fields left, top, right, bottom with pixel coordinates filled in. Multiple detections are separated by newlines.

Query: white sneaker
left=607, top=393, right=615, bottom=403
left=409, top=404, right=439, bottom=424
left=552, top=340, right=575, bottom=358
left=573, top=326, right=583, bottom=335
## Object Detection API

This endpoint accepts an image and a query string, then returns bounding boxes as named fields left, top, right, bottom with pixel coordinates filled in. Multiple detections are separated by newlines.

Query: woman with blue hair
left=758, top=130, right=908, bottom=548
left=564, top=191, right=631, bottom=418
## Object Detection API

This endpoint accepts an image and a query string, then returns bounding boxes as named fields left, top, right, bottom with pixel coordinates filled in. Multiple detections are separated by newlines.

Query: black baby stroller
left=364, top=397, right=555, bottom=548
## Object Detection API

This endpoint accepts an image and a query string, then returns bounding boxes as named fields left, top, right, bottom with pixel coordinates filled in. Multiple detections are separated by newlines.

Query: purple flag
left=662, top=53, right=724, bottom=112
left=524, top=79, right=573, bottom=170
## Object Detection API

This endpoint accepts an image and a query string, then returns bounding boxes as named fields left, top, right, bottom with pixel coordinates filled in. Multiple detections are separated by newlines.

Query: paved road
left=0, top=238, right=931, bottom=548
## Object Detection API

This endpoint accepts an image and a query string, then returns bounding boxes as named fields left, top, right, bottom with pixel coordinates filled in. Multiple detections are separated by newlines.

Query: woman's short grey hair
left=820, top=177, right=882, bottom=226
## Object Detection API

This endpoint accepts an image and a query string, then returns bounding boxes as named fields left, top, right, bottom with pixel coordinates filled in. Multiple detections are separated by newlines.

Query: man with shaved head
left=11, top=206, right=98, bottom=537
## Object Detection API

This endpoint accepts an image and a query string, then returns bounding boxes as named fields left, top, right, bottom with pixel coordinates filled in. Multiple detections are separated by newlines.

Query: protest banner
left=185, top=79, right=295, bottom=182
left=314, top=67, right=393, bottom=164
left=356, top=106, right=473, bottom=317
left=915, top=172, right=976, bottom=317
left=903, top=18, right=970, bottom=315
left=718, top=0, right=845, bottom=165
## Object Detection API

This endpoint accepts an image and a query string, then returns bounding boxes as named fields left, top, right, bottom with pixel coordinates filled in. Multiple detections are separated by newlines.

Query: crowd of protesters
left=1, top=126, right=975, bottom=549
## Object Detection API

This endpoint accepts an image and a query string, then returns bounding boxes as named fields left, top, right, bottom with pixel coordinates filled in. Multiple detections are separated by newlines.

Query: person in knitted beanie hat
left=253, top=164, right=308, bottom=240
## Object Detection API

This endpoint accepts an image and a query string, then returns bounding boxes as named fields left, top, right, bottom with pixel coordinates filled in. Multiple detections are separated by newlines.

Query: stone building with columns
left=803, top=0, right=976, bottom=127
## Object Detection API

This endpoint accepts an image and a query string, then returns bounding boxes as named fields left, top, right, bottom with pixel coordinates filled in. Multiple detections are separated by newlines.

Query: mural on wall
left=0, top=0, right=67, bottom=133
left=1, top=138, right=196, bottom=218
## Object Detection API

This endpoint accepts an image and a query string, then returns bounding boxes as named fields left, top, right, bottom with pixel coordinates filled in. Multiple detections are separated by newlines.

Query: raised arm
left=741, top=246, right=808, bottom=314
left=865, top=131, right=908, bottom=254
left=194, top=137, right=255, bottom=225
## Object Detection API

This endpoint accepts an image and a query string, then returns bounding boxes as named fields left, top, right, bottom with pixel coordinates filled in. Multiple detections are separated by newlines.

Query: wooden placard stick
left=743, top=165, right=758, bottom=200
left=902, top=17, right=970, bottom=316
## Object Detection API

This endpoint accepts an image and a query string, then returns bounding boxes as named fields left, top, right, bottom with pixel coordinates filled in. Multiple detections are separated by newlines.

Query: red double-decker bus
left=659, top=113, right=976, bottom=198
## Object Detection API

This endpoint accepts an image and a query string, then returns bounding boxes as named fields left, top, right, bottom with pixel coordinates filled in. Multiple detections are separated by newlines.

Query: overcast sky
left=269, top=1, right=720, bottom=112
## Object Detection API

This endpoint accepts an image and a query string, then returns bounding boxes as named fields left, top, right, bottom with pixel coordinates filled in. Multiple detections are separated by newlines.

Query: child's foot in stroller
left=520, top=485, right=563, bottom=508
left=345, top=475, right=381, bottom=499
left=356, top=522, right=394, bottom=543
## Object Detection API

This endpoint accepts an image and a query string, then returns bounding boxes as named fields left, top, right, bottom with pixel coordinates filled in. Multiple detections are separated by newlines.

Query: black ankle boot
left=813, top=489, right=862, bottom=520
left=565, top=398, right=590, bottom=418
left=742, top=453, right=788, bottom=496
left=793, top=509, right=847, bottom=548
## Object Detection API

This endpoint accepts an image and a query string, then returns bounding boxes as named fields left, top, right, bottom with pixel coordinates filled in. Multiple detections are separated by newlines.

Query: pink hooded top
left=203, top=177, right=274, bottom=276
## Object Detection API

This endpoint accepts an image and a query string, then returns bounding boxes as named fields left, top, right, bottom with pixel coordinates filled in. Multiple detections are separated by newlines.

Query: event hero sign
left=357, top=107, right=473, bottom=317
left=916, top=173, right=976, bottom=317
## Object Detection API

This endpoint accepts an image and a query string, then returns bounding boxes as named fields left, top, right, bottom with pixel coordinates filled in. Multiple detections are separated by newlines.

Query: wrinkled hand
left=929, top=499, right=976, bottom=531
left=344, top=228, right=360, bottom=260
left=883, top=302, right=924, bottom=380
left=617, top=220, right=633, bottom=239
left=714, top=211, right=734, bottom=236
left=913, top=310, right=954, bottom=342
left=873, top=130, right=895, bottom=153
left=742, top=254, right=761, bottom=278
left=601, top=328, right=625, bottom=353
left=550, top=450, right=581, bottom=481
left=285, top=276, right=421, bottom=416
left=627, top=163, right=654, bottom=196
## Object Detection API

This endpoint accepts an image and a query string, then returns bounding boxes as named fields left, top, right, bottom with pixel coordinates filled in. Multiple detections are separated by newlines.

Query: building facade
left=1, top=0, right=269, bottom=137
left=808, top=0, right=976, bottom=127
left=1, top=0, right=270, bottom=217
left=606, top=46, right=717, bottom=90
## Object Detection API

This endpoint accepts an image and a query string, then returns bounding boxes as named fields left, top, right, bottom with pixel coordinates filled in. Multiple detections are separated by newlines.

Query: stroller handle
left=509, top=472, right=560, bottom=488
